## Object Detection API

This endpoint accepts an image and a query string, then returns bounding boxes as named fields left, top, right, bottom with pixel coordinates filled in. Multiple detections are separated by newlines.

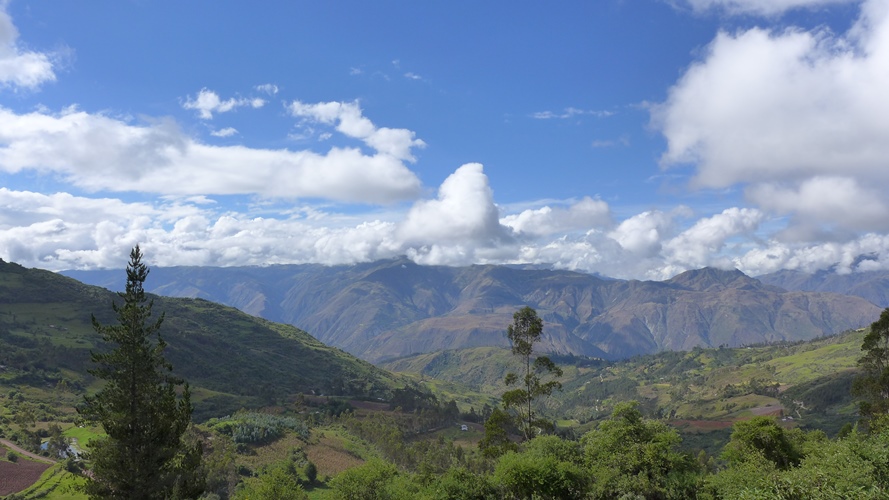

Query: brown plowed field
left=0, top=458, right=51, bottom=496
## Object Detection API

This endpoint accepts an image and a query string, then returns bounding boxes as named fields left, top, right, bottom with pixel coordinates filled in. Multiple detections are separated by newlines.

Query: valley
left=2, top=257, right=887, bottom=498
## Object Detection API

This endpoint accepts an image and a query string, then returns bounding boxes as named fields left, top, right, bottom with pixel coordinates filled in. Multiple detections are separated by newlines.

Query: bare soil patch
left=750, top=405, right=784, bottom=417
left=0, top=458, right=52, bottom=496
left=305, top=435, right=364, bottom=478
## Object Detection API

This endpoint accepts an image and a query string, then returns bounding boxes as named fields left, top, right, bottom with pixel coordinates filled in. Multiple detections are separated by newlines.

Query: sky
left=0, top=0, right=887, bottom=280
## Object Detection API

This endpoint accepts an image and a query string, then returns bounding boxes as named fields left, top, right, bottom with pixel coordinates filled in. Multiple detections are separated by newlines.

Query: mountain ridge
left=61, top=260, right=882, bottom=362
left=1, top=259, right=400, bottom=417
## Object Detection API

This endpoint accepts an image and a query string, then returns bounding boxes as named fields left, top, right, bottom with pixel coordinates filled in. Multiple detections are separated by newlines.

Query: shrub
left=207, top=412, right=310, bottom=444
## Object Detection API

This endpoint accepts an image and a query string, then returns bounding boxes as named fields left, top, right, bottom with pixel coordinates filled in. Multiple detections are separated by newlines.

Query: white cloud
left=0, top=4, right=56, bottom=89
left=591, top=136, right=630, bottom=148
left=531, top=107, right=614, bottom=120
left=289, top=100, right=426, bottom=162
left=0, top=105, right=422, bottom=204
left=654, top=0, right=889, bottom=235
left=748, top=176, right=889, bottom=233
left=608, top=210, right=676, bottom=257
left=254, top=83, right=278, bottom=95
left=399, top=163, right=510, bottom=246
left=663, top=207, right=764, bottom=269
left=679, top=0, right=857, bottom=16
left=404, top=72, right=422, bottom=80
left=738, top=233, right=889, bottom=275
left=8, top=178, right=889, bottom=279
left=502, top=197, right=611, bottom=237
left=182, top=88, right=266, bottom=119
left=210, top=127, right=238, bottom=137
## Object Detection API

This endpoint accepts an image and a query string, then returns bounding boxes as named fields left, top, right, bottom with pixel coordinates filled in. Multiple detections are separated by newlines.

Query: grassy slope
left=384, top=329, right=867, bottom=437
left=0, top=260, right=403, bottom=423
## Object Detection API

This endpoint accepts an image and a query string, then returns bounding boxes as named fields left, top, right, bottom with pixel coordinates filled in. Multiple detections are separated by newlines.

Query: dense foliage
left=854, top=307, right=889, bottom=427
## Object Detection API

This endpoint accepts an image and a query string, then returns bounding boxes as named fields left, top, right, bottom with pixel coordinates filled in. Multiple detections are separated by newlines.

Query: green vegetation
left=207, top=411, right=311, bottom=444
left=853, top=307, right=889, bottom=427
left=501, top=306, right=562, bottom=441
left=79, top=246, right=204, bottom=499
left=5, top=253, right=889, bottom=498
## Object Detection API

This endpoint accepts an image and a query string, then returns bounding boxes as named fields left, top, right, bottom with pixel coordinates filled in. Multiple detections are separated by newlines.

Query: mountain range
left=758, top=268, right=889, bottom=308
left=62, top=259, right=883, bottom=362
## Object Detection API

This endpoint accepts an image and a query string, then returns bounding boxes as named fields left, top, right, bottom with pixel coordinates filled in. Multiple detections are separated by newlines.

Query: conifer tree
left=79, top=246, right=203, bottom=499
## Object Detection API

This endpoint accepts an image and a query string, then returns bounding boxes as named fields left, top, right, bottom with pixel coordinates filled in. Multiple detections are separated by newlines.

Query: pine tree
left=78, top=246, right=203, bottom=499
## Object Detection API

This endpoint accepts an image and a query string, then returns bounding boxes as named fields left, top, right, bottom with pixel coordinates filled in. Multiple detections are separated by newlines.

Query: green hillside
left=385, top=329, right=867, bottom=437
left=0, top=259, right=402, bottom=422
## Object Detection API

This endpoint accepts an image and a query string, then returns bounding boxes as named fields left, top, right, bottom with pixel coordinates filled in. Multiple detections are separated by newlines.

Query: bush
left=7, top=450, right=18, bottom=462
left=207, top=412, right=310, bottom=444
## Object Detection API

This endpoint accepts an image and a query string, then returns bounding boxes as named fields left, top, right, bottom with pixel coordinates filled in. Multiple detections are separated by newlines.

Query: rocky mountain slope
left=758, top=269, right=889, bottom=308
left=63, top=259, right=882, bottom=362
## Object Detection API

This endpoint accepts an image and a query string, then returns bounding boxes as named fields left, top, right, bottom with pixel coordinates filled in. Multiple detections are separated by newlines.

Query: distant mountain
left=62, top=259, right=882, bottom=362
left=758, top=269, right=889, bottom=308
left=1, top=259, right=400, bottom=417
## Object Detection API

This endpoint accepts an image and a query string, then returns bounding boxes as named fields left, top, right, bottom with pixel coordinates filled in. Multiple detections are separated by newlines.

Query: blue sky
left=1, top=0, right=887, bottom=279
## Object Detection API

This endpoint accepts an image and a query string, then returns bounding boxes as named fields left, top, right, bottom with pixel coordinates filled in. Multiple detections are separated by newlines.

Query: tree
left=78, top=246, right=203, bottom=499
left=493, top=437, right=587, bottom=500
left=329, top=458, right=406, bottom=500
left=236, top=462, right=308, bottom=500
left=853, top=307, right=889, bottom=428
left=582, top=401, right=699, bottom=499
left=478, top=407, right=518, bottom=459
left=721, top=416, right=800, bottom=470
left=501, top=307, right=562, bottom=441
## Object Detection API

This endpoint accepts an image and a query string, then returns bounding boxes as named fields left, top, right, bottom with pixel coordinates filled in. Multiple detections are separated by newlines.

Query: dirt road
left=0, top=438, right=55, bottom=464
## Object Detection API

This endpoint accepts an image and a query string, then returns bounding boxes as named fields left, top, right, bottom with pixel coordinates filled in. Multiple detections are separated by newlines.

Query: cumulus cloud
left=0, top=4, right=56, bottom=89
left=289, top=100, right=425, bottom=162
left=738, top=233, right=889, bottom=275
left=8, top=175, right=889, bottom=280
left=182, top=88, right=265, bottom=119
left=679, top=0, right=857, bottom=16
left=0, top=105, right=422, bottom=203
left=608, top=210, right=677, bottom=257
left=653, top=0, right=889, bottom=235
left=663, top=208, right=764, bottom=269
left=400, top=163, right=510, bottom=246
left=502, top=197, right=611, bottom=237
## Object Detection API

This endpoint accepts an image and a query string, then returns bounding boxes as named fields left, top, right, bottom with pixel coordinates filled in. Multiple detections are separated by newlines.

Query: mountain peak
left=666, top=267, right=758, bottom=292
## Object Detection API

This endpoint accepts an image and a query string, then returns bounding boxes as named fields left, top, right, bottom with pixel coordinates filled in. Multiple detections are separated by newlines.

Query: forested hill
left=64, top=259, right=881, bottom=362
left=0, top=259, right=400, bottom=417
